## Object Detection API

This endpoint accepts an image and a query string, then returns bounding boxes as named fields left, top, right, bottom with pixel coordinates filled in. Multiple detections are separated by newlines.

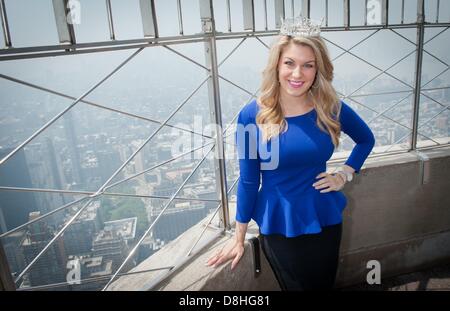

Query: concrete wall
left=336, top=147, right=450, bottom=287
left=110, top=146, right=450, bottom=290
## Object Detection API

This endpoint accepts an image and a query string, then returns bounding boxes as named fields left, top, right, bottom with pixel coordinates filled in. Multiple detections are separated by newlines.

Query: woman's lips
left=288, top=80, right=304, bottom=89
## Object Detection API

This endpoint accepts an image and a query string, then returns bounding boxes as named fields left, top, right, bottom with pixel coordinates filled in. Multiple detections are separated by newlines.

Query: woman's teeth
left=288, top=80, right=304, bottom=88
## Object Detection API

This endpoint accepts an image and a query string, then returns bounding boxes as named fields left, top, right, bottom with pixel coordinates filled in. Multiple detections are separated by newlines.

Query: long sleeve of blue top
left=235, top=99, right=375, bottom=237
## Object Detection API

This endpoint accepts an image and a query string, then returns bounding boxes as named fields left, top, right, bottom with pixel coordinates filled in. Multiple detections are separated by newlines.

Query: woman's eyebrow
left=282, top=57, right=316, bottom=63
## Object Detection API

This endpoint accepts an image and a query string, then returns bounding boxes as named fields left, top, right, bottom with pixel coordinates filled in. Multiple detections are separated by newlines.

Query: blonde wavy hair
left=256, top=35, right=342, bottom=147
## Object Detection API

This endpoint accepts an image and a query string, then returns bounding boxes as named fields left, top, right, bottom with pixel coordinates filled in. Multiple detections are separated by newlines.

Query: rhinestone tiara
left=279, top=16, right=323, bottom=37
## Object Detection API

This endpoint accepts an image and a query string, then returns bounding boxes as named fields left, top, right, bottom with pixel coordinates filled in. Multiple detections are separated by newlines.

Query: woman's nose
left=292, top=66, right=302, bottom=78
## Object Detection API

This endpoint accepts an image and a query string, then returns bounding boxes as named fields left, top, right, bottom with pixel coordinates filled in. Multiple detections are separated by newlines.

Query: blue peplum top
left=235, top=99, right=375, bottom=237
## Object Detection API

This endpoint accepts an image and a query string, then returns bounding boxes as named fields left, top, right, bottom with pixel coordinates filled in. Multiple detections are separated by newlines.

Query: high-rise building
left=25, top=141, right=66, bottom=224
left=92, top=218, right=136, bottom=272
left=150, top=201, right=208, bottom=243
left=2, top=230, right=26, bottom=277
left=20, top=212, right=67, bottom=288
left=0, top=148, right=38, bottom=232
left=63, top=201, right=102, bottom=256
left=63, top=110, right=84, bottom=189
left=96, top=149, right=123, bottom=182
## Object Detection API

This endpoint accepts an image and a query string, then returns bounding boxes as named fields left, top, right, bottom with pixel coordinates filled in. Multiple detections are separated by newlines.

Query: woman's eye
left=284, top=61, right=294, bottom=66
left=304, top=64, right=314, bottom=68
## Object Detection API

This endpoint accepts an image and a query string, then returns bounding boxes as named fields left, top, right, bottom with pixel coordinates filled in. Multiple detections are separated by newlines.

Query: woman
left=207, top=18, right=375, bottom=290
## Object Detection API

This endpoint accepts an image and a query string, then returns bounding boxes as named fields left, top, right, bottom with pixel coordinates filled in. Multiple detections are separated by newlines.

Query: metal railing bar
left=436, top=0, right=440, bottom=23
left=243, top=0, right=255, bottom=31
left=328, top=29, right=380, bottom=62
left=302, top=0, right=310, bottom=18
left=364, top=93, right=413, bottom=125
left=219, top=75, right=254, bottom=97
left=384, top=0, right=390, bottom=25
left=105, top=0, right=116, bottom=40
left=421, top=67, right=449, bottom=88
left=422, top=86, right=450, bottom=92
left=263, top=0, right=268, bottom=31
left=217, top=37, right=246, bottom=67
left=105, top=143, right=214, bottom=191
left=104, top=141, right=214, bottom=191
left=0, top=186, right=93, bottom=196
left=401, top=0, right=405, bottom=24
left=421, top=89, right=450, bottom=111
left=329, top=148, right=410, bottom=164
left=0, top=38, right=210, bottom=62
left=322, top=23, right=450, bottom=31
left=0, top=33, right=212, bottom=56
left=103, top=192, right=220, bottom=202
left=186, top=176, right=239, bottom=257
left=364, top=0, right=367, bottom=26
left=349, top=89, right=412, bottom=98
left=163, top=45, right=209, bottom=71
left=371, top=143, right=410, bottom=155
left=291, top=0, right=295, bottom=19
left=226, top=0, right=232, bottom=32
left=347, top=70, right=449, bottom=101
left=0, top=73, right=215, bottom=144
left=0, top=196, right=88, bottom=239
left=2, top=25, right=449, bottom=62
left=0, top=0, right=11, bottom=47
left=389, top=28, right=416, bottom=46
left=424, top=26, right=449, bottom=45
left=17, top=265, right=175, bottom=291
left=344, top=0, right=350, bottom=28
left=101, top=144, right=215, bottom=290
left=411, top=7, right=426, bottom=152
left=0, top=48, right=144, bottom=166
left=177, top=0, right=184, bottom=35
left=254, top=35, right=270, bottom=49
left=391, top=28, right=450, bottom=68
left=368, top=90, right=411, bottom=115
left=418, top=142, right=450, bottom=152
left=200, top=2, right=231, bottom=231
left=423, top=49, right=450, bottom=68
left=0, top=186, right=219, bottom=203
left=186, top=203, right=222, bottom=257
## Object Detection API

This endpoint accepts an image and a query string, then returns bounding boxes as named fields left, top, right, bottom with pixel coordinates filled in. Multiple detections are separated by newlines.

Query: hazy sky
left=1, top=0, right=448, bottom=79
left=0, top=1, right=448, bottom=107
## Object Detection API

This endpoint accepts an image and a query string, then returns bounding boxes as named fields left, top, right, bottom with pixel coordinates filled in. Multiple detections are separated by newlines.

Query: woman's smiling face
left=278, top=42, right=317, bottom=100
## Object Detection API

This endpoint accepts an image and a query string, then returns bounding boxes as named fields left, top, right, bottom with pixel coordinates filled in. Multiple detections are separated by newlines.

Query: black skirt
left=260, top=222, right=342, bottom=291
